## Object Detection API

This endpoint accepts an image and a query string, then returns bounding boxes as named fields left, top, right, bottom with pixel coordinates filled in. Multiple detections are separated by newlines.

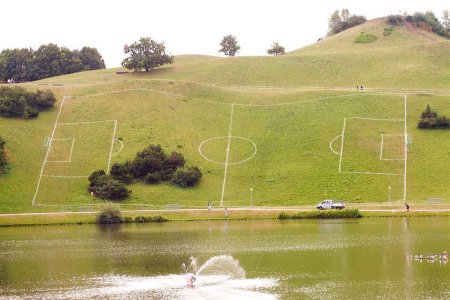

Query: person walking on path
left=224, top=208, right=228, bottom=219
left=207, top=201, right=211, bottom=211
left=405, top=202, right=410, bottom=211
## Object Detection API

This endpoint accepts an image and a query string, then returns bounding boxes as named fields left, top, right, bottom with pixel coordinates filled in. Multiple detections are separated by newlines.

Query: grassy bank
left=0, top=207, right=448, bottom=227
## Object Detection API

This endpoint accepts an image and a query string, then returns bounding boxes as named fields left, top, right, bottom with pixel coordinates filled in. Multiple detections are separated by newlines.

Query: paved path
left=1, top=205, right=449, bottom=217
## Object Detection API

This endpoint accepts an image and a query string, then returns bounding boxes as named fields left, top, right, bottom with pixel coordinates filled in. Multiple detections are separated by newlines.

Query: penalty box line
left=339, top=116, right=405, bottom=175
left=46, top=138, right=75, bottom=163
left=33, top=94, right=118, bottom=205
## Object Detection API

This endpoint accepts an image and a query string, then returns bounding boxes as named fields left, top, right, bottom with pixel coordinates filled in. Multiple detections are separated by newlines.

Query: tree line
left=0, top=44, right=105, bottom=82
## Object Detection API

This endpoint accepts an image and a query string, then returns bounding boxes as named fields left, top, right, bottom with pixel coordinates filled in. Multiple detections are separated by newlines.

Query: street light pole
left=250, top=188, right=253, bottom=207
left=389, top=186, right=391, bottom=202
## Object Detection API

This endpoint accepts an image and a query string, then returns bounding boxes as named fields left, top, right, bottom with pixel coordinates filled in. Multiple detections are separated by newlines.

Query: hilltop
left=0, top=17, right=449, bottom=213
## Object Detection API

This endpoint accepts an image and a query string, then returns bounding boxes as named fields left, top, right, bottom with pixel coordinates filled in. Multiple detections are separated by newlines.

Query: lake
left=0, top=217, right=448, bottom=299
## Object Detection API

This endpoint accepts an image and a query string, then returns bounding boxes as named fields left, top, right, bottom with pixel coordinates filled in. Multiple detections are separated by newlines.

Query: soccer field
left=29, top=84, right=447, bottom=208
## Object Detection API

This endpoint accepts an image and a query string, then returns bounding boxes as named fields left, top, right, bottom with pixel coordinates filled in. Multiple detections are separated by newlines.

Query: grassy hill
left=0, top=17, right=449, bottom=213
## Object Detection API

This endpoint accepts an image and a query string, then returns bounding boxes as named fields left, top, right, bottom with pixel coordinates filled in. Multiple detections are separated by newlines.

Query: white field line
left=68, top=138, right=75, bottom=162
left=57, top=120, right=116, bottom=125
left=340, top=171, right=403, bottom=176
left=198, top=136, right=257, bottom=165
left=66, top=88, right=362, bottom=108
left=347, top=117, right=404, bottom=122
left=32, top=96, right=67, bottom=205
left=46, top=138, right=75, bottom=163
left=107, top=120, right=118, bottom=173
left=41, top=175, right=89, bottom=178
left=220, top=104, right=235, bottom=207
left=380, top=134, right=384, bottom=160
left=404, top=95, right=408, bottom=202
left=338, top=119, right=346, bottom=173
left=111, top=138, right=124, bottom=156
left=329, top=135, right=342, bottom=155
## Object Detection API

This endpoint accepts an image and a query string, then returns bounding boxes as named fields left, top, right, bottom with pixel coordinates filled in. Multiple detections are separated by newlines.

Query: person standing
left=224, top=207, right=228, bottom=219
left=207, top=201, right=211, bottom=210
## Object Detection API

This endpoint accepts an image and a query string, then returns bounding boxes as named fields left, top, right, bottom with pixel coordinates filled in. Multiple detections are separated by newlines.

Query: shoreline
left=0, top=204, right=449, bottom=227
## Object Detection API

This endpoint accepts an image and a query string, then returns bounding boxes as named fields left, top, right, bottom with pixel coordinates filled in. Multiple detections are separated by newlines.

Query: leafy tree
left=122, top=37, right=174, bottom=72
left=328, top=9, right=366, bottom=36
left=31, top=43, right=63, bottom=79
left=412, top=11, right=450, bottom=38
left=441, top=10, right=450, bottom=30
left=267, top=42, right=285, bottom=56
left=219, top=35, right=240, bottom=56
left=79, top=47, right=106, bottom=70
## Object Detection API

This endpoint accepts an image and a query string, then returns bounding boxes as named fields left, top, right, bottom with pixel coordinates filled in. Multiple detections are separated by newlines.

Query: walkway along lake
left=0, top=218, right=448, bottom=299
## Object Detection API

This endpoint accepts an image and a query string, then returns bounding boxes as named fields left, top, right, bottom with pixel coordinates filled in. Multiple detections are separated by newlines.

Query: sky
left=1, top=0, right=448, bottom=68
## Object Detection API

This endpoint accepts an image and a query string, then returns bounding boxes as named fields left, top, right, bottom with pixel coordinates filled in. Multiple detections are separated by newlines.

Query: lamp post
left=388, top=186, right=391, bottom=202
left=250, top=188, right=253, bottom=207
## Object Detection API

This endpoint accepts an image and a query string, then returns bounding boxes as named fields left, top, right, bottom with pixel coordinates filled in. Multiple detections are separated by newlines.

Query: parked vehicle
left=316, top=199, right=345, bottom=210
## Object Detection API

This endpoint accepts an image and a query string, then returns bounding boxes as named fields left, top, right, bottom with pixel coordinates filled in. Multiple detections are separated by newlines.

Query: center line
left=220, top=104, right=235, bottom=206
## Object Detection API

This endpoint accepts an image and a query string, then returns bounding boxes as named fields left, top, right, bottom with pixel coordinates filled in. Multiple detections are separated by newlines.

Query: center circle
left=198, top=136, right=257, bottom=165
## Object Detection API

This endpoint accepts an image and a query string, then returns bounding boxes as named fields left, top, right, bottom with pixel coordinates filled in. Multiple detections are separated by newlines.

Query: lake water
left=0, top=218, right=448, bottom=299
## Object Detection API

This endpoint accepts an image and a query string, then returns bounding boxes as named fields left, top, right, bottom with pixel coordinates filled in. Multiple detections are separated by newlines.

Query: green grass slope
left=0, top=18, right=449, bottom=213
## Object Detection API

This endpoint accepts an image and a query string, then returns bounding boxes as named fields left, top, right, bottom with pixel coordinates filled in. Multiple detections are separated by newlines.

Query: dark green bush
left=171, top=166, right=202, bottom=187
left=88, top=169, right=130, bottom=200
left=0, top=136, right=7, bottom=175
left=124, top=216, right=134, bottom=223
left=277, top=212, right=290, bottom=220
left=387, top=15, right=403, bottom=25
left=144, top=172, right=161, bottom=184
left=134, top=215, right=146, bottom=223
left=279, top=209, right=362, bottom=219
left=95, top=206, right=124, bottom=224
left=110, top=162, right=133, bottom=184
left=111, top=144, right=200, bottom=188
left=133, top=215, right=168, bottom=223
left=0, top=86, right=56, bottom=119
left=418, top=105, right=449, bottom=129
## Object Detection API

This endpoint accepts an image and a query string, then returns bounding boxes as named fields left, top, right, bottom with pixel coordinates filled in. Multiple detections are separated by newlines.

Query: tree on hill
left=121, top=37, right=174, bottom=72
left=79, top=47, right=106, bottom=70
left=327, top=9, right=366, bottom=36
left=441, top=10, right=449, bottom=30
left=411, top=11, right=450, bottom=38
left=219, top=35, right=240, bottom=57
left=267, top=42, right=285, bottom=56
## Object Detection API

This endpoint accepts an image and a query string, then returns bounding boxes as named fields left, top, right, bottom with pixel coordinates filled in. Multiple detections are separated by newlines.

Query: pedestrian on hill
left=207, top=201, right=211, bottom=210
left=405, top=202, right=410, bottom=211
left=224, top=207, right=228, bottom=219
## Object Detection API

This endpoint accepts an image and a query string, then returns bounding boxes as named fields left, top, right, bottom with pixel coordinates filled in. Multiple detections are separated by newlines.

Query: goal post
left=406, top=134, right=412, bottom=152
left=41, top=137, right=50, bottom=155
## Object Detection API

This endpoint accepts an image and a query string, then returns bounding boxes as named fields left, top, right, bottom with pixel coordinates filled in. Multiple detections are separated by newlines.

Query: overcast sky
left=1, top=0, right=448, bottom=67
